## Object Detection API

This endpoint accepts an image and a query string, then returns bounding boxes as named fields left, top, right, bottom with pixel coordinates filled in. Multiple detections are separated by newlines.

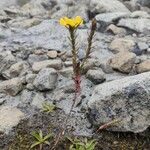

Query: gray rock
left=33, top=68, right=58, bottom=91
left=118, top=18, right=150, bottom=33
left=26, top=73, right=37, bottom=83
left=136, top=60, right=150, bottom=73
left=86, top=69, right=106, bottom=84
left=88, top=72, right=150, bottom=133
left=0, top=106, right=24, bottom=134
left=2, top=61, right=30, bottom=79
left=90, top=0, right=130, bottom=13
left=96, top=12, right=129, bottom=29
left=109, top=52, right=136, bottom=73
left=0, top=52, right=16, bottom=74
left=31, top=93, right=46, bottom=109
left=11, top=20, right=68, bottom=51
left=106, top=24, right=126, bottom=35
left=138, top=42, right=149, bottom=50
left=21, top=89, right=34, bottom=104
left=109, top=38, right=136, bottom=53
left=137, top=0, right=150, bottom=7
left=32, top=59, right=62, bottom=72
left=28, top=54, right=48, bottom=65
left=59, top=67, right=73, bottom=78
left=130, top=11, right=150, bottom=18
left=0, top=78, right=23, bottom=96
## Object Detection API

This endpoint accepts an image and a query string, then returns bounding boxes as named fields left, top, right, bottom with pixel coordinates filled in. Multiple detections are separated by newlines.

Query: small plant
left=31, top=130, right=53, bottom=150
left=41, top=102, right=56, bottom=114
left=68, top=137, right=97, bottom=150
left=52, top=16, right=97, bottom=150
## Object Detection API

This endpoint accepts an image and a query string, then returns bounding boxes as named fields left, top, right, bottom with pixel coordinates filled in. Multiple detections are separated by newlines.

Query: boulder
left=109, top=52, right=136, bottom=73
left=88, top=72, right=150, bottom=133
left=118, top=18, right=150, bottom=33
left=32, top=59, right=62, bottom=72
left=0, top=52, right=16, bottom=74
left=33, top=68, right=58, bottom=91
left=96, top=12, right=129, bottom=29
left=90, top=0, right=130, bottom=13
left=136, top=60, right=150, bottom=73
left=109, top=38, right=136, bottom=53
left=0, top=78, right=23, bottom=96
left=106, top=24, right=126, bottom=35
left=0, top=106, right=24, bottom=134
left=86, top=69, right=106, bottom=84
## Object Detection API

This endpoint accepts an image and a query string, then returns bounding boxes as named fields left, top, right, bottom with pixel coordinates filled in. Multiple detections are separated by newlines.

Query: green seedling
left=41, top=102, right=56, bottom=114
left=31, top=130, right=53, bottom=150
left=68, top=137, right=97, bottom=150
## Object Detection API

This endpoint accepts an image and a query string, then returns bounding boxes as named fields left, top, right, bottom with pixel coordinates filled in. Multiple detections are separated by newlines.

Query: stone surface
left=32, top=93, right=46, bottom=109
left=0, top=78, right=23, bottom=96
left=109, top=52, right=136, bottom=73
left=0, top=52, right=16, bottom=74
left=33, top=68, right=58, bottom=91
left=86, top=69, right=106, bottom=84
left=47, top=51, right=58, bottom=59
left=136, top=60, right=150, bottom=73
left=90, top=0, right=130, bottom=13
left=0, top=106, right=24, bottom=134
left=106, top=24, right=126, bottom=35
left=88, top=72, right=150, bottom=133
left=59, top=67, right=73, bottom=78
left=109, top=38, right=136, bottom=53
left=118, top=18, right=150, bottom=33
left=32, top=59, right=62, bottom=72
left=96, top=12, right=129, bottom=29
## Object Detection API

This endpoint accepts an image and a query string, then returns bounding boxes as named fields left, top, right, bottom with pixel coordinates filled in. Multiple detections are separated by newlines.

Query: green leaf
left=43, top=133, right=53, bottom=141
left=31, top=141, right=41, bottom=148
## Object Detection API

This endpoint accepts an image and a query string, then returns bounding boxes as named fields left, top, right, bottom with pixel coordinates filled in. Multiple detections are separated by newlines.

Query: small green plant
left=31, top=130, right=53, bottom=150
left=68, top=137, right=97, bottom=150
left=41, top=102, right=56, bottom=114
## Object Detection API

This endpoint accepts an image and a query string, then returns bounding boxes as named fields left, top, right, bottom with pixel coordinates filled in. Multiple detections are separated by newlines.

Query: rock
left=34, top=49, right=46, bottom=55
left=137, top=42, right=149, bottom=51
left=88, top=72, right=150, bottom=133
left=51, top=4, right=89, bottom=22
left=0, top=52, right=16, bottom=74
left=26, top=73, right=37, bottom=83
left=33, top=68, right=58, bottom=91
left=59, top=67, right=73, bottom=78
left=8, top=18, right=41, bottom=29
left=0, top=106, right=24, bottom=134
left=12, top=20, right=68, bottom=50
left=2, top=61, right=30, bottom=79
left=106, top=24, right=126, bottom=35
left=96, top=12, right=129, bottom=29
left=130, top=11, right=150, bottom=18
left=90, top=0, right=130, bottom=13
left=26, top=83, right=34, bottom=90
left=20, top=0, right=48, bottom=17
left=32, top=93, right=46, bottom=109
left=28, top=54, right=48, bottom=65
left=21, top=89, right=34, bottom=104
left=82, top=59, right=100, bottom=73
left=136, top=60, right=150, bottom=73
left=118, top=18, right=150, bottom=33
left=86, top=69, right=106, bottom=84
left=109, top=38, right=136, bottom=53
left=64, top=61, right=73, bottom=67
left=109, top=52, right=136, bottom=73
left=137, top=0, right=150, bottom=8
left=47, top=51, right=58, bottom=59
left=0, top=78, right=23, bottom=96
left=32, top=59, right=62, bottom=72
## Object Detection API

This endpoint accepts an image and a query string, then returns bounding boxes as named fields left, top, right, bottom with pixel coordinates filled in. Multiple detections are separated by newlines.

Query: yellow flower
left=60, top=16, right=83, bottom=28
